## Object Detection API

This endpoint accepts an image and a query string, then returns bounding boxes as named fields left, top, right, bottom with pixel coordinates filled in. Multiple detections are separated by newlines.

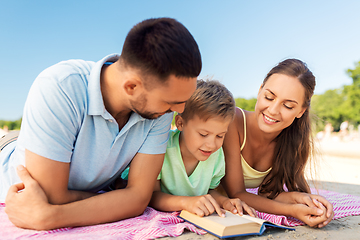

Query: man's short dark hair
left=120, top=18, right=202, bottom=83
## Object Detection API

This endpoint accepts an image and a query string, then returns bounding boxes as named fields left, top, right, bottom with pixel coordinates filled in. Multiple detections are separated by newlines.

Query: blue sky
left=1, top=1, right=360, bottom=120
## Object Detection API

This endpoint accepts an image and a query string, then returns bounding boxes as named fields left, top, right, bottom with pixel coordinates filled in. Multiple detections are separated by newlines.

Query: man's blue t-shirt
left=0, top=54, right=173, bottom=201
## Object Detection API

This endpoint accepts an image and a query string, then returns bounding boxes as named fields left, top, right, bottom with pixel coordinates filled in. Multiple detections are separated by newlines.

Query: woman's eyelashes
left=265, top=94, right=294, bottom=110
left=265, top=95, right=274, bottom=101
left=283, top=104, right=293, bottom=110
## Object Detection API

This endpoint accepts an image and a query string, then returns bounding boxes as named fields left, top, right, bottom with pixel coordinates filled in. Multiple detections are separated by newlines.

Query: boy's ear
left=175, top=114, right=184, bottom=131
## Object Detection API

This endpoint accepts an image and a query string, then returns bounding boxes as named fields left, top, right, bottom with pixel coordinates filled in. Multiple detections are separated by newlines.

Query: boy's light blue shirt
left=0, top=54, right=173, bottom=201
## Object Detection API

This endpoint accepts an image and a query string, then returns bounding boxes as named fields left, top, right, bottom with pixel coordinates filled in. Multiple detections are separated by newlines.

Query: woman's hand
left=292, top=201, right=328, bottom=227
left=308, top=194, right=334, bottom=228
left=288, top=192, right=333, bottom=228
left=222, top=198, right=257, bottom=217
left=183, top=194, right=225, bottom=217
left=290, top=192, right=333, bottom=227
left=276, top=191, right=334, bottom=228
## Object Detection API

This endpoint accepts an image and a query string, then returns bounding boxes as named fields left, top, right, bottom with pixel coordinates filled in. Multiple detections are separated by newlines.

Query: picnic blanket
left=1, top=188, right=360, bottom=239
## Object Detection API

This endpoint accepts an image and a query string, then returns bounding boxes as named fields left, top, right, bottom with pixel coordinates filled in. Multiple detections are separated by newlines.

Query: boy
left=148, top=80, right=256, bottom=217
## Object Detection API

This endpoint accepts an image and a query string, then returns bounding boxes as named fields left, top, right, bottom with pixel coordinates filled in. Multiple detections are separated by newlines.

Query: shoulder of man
left=38, top=59, right=95, bottom=82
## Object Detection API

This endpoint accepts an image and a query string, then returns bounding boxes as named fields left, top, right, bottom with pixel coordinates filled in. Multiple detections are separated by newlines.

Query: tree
left=347, top=61, right=360, bottom=86
left=344, top=61, right=360, bottom=124
left=311, top=89, right=344, bottom=131
left=311, top=60, right=360, bottom=132
left=235, top=97, right=257, bottom=111
left=0, top=118, right=22, bottom=130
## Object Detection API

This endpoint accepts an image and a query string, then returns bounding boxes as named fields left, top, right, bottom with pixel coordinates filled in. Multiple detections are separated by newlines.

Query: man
left=1, top=17, right=201, bottom=230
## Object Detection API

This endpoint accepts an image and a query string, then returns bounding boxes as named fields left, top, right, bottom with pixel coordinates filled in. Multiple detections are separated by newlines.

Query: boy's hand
left=222, top=198, right=257, bottom=217
left=184, top=194, right=225, bottom=217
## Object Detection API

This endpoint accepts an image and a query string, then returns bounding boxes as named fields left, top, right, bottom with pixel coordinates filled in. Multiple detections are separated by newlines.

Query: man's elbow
left=125, top=188, right=153, bottom=217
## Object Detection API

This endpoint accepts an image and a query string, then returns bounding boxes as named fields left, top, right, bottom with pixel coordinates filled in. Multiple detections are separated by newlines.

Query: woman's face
left=255, top=73, right=306, bottom=135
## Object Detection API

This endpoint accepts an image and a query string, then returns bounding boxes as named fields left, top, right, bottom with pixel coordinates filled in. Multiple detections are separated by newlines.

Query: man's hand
left=184, top=194, right=225, bottom=217
left=5, top=165, right=53, bottom=230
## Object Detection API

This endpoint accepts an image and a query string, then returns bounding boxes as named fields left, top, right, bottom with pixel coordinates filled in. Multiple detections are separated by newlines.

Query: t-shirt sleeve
left=137, top=112, right=173, bottom=155
left=209, top=148, right=226, bottom=189
left=21, top=75, right=84, bottom=163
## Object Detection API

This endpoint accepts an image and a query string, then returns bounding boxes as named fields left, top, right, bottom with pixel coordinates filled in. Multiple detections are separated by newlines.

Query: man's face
left=130, top=74, right=197, bottom=119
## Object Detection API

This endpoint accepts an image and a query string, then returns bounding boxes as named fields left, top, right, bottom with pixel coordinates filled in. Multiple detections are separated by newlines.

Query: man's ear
left=123, top=78, right=143, bottom=97
left=296, top=107, right=307, bottom=118
left=175, top=114, right=185, bottom=131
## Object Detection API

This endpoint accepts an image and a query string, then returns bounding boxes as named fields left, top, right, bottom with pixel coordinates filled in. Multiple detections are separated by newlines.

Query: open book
left=179, top=210, right=294, bottom=238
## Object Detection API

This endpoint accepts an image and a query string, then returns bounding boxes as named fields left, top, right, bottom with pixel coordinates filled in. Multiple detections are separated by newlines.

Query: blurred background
left=1, top=0, right=360, bottom=140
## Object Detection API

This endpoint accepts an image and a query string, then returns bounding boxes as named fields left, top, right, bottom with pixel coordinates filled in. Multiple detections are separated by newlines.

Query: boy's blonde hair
left=179, top=79, right=235, bottom=122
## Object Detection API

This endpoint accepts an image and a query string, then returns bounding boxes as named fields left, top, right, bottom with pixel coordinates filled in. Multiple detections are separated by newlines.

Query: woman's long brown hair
left=258, top=59, right=316, bottom=199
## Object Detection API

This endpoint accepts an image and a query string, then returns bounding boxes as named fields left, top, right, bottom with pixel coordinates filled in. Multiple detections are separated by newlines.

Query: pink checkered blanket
left=1, top=188, right=360, bottom=239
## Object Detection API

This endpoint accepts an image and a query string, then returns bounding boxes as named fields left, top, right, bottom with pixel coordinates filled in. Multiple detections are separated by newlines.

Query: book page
left=203, top=211, right=256, bottom=227
left=240, top=214, right=267, bottom=225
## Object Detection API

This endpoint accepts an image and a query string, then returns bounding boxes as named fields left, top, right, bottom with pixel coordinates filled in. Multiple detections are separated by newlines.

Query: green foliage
left=311, top=89, right=344, bottom=131
left=0, top=118, right=22, bottom=130
left=347, top=61, right=360, bottom=85
left=235, top=97, right=257, bottom=111
left=311, top=60, right=360, bottom=132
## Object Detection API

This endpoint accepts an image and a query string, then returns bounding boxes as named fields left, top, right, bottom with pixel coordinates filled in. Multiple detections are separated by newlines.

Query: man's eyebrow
left=265, top=89, right=298, bottom=104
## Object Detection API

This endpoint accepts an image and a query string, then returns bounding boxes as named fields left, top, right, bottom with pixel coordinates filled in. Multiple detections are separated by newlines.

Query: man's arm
left=5, top=152, right=164, bottom=230
left=25, top=149, right=95, bottom=204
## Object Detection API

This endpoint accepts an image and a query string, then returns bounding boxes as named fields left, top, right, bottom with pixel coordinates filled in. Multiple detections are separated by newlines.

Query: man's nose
left=170, top=103, right=186, bottom=113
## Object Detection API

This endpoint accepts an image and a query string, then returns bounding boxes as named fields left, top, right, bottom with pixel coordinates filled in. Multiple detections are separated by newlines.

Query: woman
left=222, top=59, right=334, bottom=228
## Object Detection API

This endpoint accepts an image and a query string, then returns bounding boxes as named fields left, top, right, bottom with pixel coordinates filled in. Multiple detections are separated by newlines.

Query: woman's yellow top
left=239, top=108, right=272, bottom=188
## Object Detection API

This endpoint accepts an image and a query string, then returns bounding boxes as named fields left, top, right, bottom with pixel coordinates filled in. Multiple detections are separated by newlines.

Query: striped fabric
left=1, top=188, right=359, bottom=239
left=0, top=204, right=206, bottom=240
left=0, top=130, right=20, bottom=152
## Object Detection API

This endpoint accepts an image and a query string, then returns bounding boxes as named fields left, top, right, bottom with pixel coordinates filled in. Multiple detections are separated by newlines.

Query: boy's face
left=176, top=115, right=232, bottom=162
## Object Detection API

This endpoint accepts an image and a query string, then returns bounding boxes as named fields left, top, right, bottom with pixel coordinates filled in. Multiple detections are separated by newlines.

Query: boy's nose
left=205, top=138, right=216, bottom=149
